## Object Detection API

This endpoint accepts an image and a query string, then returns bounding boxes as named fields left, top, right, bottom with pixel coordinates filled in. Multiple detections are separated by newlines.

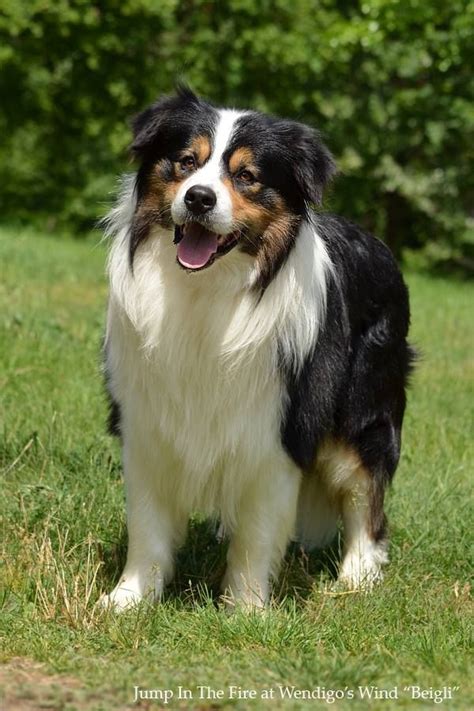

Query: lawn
left=0, top=226, right=472, bottom=710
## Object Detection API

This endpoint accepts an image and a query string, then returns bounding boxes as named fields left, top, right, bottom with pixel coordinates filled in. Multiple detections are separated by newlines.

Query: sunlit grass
left=0, top=226, right=472, bottom=709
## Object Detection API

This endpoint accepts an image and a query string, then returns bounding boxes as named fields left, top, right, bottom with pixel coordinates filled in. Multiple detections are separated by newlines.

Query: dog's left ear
left=292, top=124, right=337, bottom=206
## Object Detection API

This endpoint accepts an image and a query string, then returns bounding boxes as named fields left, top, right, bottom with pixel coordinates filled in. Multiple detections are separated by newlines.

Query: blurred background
left=1, top=0, right=472, bottom=267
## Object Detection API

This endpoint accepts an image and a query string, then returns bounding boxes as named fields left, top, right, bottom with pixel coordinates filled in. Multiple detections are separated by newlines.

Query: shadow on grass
left=99, top=528, right=127, bottom=592
left=99, top=518, right=342, bottom=607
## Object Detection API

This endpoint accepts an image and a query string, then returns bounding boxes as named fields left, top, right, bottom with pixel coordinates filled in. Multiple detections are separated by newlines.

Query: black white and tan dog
left=102, top=87, right=414, bottom=609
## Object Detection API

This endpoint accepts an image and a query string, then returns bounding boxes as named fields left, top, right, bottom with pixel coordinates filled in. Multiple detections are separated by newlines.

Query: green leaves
left=0, top=0, right=472, bottom=257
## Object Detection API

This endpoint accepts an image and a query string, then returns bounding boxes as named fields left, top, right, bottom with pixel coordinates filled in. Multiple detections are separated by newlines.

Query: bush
left=0, top=0, right=472, bottom=258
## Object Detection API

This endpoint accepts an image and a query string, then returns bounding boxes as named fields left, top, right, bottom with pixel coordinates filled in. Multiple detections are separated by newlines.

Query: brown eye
left=238, top=169, right=255, bottom=184
left=180, top=155, right=196, bottom=171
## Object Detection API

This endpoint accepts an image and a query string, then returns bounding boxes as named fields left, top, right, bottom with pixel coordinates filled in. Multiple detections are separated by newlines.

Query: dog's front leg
left=102, top=435, right=187, bottom=610
left=222, top=461, right=301, bottom=610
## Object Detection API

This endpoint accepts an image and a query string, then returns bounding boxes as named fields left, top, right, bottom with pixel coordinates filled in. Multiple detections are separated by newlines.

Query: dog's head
left=130, top=87, right=335, bottom=283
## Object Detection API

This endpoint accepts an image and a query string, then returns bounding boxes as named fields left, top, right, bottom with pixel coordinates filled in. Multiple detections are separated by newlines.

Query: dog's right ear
left=131, top=86, right=201, bottom=159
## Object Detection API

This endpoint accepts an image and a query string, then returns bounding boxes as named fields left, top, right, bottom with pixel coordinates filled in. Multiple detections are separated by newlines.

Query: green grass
left=0, top=226, right=472, bottom=710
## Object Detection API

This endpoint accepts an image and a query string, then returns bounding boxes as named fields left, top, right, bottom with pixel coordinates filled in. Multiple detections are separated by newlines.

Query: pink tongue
left=177, top=223, right=218, bottom=269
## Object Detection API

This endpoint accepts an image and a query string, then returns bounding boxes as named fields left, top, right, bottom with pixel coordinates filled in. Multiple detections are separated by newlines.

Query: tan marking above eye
left=186, top=135, right=211, bottom=164
left=229, top=146, right=257, bottom=176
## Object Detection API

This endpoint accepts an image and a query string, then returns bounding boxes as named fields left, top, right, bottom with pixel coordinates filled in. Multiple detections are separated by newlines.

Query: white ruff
left=105, top=175, right=331, bottom=520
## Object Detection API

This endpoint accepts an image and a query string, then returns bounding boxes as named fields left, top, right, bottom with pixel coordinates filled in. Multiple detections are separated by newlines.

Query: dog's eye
left=180, top=155, right=196, bottom=171
left=238, top=169, right=255, bottom=184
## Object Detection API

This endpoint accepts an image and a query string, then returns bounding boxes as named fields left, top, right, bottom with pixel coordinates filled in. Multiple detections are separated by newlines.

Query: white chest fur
left=106, top=232, right=285, bottom=511
left=104, top=177, right=331, bottom=518
left=109, top=276, right=281, bottom=460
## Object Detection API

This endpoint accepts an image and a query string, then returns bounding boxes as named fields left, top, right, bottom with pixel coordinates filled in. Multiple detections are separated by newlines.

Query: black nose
left=184, top=185, right=217, bottom=215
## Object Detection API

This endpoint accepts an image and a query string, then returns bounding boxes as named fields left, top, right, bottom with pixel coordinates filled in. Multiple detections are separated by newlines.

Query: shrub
left=0, top=0, right=472, bottom=258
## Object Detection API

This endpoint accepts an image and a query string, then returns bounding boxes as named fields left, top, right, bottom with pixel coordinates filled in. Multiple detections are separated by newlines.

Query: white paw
left=221, top=574, right=268, bottom=612
left=338, top=550, right=386, bottom=590
left=337, top=565, right=383, bottom=590
left=99, top=586, right=143, bottom=611
left=221, top=591, right=267, bottom=614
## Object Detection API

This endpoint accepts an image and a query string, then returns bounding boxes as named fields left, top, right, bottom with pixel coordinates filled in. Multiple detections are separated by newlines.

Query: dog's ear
left=291, top=123, right=337, bottom=206
left=131, top=86, right=202, bottom=159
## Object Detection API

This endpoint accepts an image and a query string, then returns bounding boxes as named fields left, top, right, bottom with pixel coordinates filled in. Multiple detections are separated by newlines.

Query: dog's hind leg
left=338, top=468, right=388, bottom=589
left=296, top=474, right=339, bottom=551
left=318, top=439, right=388, bottom=589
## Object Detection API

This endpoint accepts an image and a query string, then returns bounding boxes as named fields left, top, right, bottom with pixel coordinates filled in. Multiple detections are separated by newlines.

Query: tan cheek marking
left=163, top=181, right=181, bottom=205
left=255, top=211, right=299, bottom=282
left=259, top=211, right=297, bottom=252
left=229, top=146, right=255, bottom=174
left=223, top=175, right=300, bottom=285
left=136, top=160, right=181, bottom=225
left=222, top=178, right=273, bottom=233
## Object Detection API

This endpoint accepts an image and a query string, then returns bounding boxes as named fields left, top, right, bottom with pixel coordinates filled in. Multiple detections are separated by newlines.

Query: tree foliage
left=0, top=0, right=472, bottom=256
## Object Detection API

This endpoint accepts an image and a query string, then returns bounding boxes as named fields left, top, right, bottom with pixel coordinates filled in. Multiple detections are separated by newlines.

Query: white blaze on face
left=171, top=109, right=245, bottom=235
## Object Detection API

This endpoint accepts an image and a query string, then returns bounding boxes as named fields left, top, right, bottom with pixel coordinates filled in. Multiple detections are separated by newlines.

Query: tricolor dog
left=102, top=88, right=413, bottom=609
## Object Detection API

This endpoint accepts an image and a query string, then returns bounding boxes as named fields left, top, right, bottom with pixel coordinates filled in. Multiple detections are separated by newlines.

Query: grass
left=0, top=225, right=472, bottom=710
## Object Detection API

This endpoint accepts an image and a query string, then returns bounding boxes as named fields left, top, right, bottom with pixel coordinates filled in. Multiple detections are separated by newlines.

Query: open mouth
left=174, top=223, right=239, bottom=271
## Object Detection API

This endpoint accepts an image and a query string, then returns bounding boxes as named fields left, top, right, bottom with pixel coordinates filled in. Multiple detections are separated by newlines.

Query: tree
left=0, top=0, right=472, bottom=259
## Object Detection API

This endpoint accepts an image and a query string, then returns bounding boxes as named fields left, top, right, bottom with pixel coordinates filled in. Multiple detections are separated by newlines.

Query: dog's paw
left=221, top=593, right=266, bottom=614
left=337, top=539, right=388, bottom=591
left=98, top=584, right=146, bottom=612
left=220, top=577, right=267, bottom=614
left=337, top=554, right=385, bottom=591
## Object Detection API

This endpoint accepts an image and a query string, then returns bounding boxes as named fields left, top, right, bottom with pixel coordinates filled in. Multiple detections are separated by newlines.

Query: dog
left=102, top=87, right=414, bottom=610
